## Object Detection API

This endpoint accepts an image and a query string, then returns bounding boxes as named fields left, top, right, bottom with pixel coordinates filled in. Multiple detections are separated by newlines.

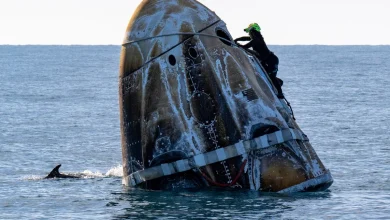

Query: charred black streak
left=183, top=39, right=217, bottom=126
left=182, top=38, right=233, bottom=183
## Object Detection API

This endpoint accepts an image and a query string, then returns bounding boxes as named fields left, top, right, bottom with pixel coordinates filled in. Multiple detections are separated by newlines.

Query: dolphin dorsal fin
left=47, top=164, right=62, bottom=178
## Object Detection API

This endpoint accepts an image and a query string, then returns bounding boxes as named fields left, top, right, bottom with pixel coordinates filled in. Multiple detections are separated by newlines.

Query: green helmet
left=244, top=23, right=261, bottom=33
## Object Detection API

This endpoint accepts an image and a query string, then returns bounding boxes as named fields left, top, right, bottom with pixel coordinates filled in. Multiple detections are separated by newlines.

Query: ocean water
left=0, top=45, right=389, bottom=219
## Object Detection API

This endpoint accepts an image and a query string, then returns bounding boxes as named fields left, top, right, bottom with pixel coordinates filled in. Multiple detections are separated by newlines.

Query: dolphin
left=119, top=0, right=333, bottom=192
left=45, top=164, right=80, bottom=179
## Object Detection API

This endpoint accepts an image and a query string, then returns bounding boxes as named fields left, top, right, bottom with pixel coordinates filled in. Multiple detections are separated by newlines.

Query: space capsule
left=119, top=0, right=333, bottom=192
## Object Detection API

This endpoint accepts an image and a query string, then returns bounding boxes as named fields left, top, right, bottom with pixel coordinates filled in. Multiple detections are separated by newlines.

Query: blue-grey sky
left=1, top=0, right=389, bottom=45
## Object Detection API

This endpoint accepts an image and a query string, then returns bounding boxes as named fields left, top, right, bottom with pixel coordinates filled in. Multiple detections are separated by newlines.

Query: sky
left=0, top=0, right=389, bottom=45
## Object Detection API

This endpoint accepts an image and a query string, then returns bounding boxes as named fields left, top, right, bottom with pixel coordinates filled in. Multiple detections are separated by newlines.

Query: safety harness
left=124, top=128, right=308, bottom=187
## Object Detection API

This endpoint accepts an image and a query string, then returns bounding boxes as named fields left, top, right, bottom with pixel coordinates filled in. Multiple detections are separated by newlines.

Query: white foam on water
left=23, top=175, right=44, bottom=181
left=105, top=164, right=123, bottom=177
left=80, top=170, right=105, bottom=178
left=78, top=164, right=124, bottom=178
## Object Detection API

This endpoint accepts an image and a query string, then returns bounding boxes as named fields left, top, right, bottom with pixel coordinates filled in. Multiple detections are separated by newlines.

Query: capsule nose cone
left=124, top=0, right=220, bottom=44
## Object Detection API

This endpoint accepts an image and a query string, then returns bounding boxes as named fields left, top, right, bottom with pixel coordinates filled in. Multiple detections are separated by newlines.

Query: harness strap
left=124, top=128, right=308, bottom=187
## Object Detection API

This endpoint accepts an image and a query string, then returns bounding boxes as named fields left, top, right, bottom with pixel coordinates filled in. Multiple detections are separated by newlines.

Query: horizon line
left=1, top=44, right=390, bottom=46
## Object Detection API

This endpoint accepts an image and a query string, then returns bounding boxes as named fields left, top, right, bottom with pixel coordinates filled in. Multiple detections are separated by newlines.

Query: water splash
left=105, top=164, right=123, bottom=177
left=24, top=175, right=44, bottom=181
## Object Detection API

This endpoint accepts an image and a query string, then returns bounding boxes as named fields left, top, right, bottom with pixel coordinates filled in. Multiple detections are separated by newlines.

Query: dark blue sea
left=1, top=45, right=389, bottom=219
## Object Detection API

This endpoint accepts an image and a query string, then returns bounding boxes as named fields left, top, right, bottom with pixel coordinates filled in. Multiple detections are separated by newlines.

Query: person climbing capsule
left=235, top=23, right=284, bottom=98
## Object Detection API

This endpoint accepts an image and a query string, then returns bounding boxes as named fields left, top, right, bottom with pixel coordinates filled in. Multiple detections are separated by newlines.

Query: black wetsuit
left=235, top=30, right=284, bottom=98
